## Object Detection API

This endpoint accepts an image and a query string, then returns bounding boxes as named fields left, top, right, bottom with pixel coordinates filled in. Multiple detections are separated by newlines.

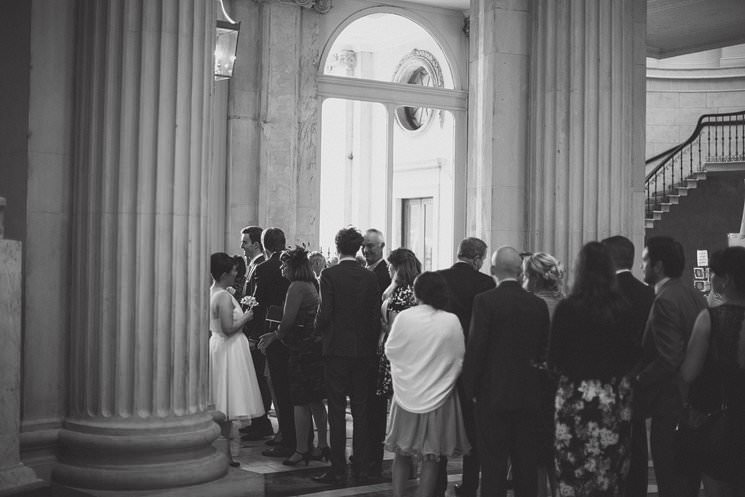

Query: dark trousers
left=626, top=417, right=649, bottom=497
left=650, top=414, right=700, bottom=497
left=266, top=340, right=295, bottom=449
left=325, top=356, right=376, bottom=477
left=367, top=393, right=388, bottom=475
left=476, top=403, right=538, bottom=497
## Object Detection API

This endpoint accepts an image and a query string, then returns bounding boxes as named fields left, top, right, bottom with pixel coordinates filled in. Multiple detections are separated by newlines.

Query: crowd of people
left=208, top=225, right=745, bottom=497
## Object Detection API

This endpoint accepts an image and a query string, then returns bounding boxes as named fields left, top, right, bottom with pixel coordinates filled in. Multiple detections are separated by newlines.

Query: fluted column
left=527, top=0, right=646, bottom=271
left=52, top=0, right=224, bottom=490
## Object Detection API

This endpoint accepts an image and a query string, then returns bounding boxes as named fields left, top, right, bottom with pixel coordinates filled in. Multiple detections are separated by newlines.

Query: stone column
left=467, top=0, right=531, bottom=249
left=52, top=0, right=225, bottom=490
left=0, top=200, right=42, bottom=495
left=527, top=0, right=646, bottom=271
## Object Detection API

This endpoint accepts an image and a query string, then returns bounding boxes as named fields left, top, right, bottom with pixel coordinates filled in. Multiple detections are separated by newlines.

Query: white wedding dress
left=209, top=289, right=264, bottom=420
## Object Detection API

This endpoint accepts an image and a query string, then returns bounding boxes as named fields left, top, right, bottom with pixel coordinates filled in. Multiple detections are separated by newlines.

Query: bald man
left=461, top=246, right=550, bottom=497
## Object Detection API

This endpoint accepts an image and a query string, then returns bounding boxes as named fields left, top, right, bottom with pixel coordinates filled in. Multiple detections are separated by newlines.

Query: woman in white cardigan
left=385, top=271, right=471, bottom=497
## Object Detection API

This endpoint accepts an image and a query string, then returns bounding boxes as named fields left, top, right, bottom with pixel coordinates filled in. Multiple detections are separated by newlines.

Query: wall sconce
left=214, top=0, right=240, bottom=80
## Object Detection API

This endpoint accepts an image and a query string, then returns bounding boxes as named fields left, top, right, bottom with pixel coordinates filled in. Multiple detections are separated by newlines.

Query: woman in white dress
left=210, top=252, right=265, bottom=466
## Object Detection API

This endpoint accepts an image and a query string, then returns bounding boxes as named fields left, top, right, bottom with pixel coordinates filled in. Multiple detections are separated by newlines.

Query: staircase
left=645, top=110, right=745, bottom=229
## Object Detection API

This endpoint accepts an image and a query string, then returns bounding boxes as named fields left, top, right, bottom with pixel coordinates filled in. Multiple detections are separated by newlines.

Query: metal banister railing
left=645, top=110, right=745, bottom=218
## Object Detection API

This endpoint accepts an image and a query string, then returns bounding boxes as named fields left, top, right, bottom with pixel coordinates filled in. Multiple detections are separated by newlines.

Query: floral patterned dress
left=549, top=297, right=637, bottom=497
left=376, top=284, right=416, bottom=397
left=554, top=376, right=633, bottom=497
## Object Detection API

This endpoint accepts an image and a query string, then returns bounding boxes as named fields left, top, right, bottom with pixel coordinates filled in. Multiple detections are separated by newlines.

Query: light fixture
left=214, top=0, right=240, bottom=80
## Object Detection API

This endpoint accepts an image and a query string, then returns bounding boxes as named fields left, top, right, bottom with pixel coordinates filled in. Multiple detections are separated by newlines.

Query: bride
left=210, top=252, right=265, bottom=467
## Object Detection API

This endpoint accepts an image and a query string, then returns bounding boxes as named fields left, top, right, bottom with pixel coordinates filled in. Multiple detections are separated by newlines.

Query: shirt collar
left=339, top=255, right=357, bottom=262
left=249, top=253, right=264, bottom=266
left=498, top=277, right=518, bottom=286
left=366, top=258, right=384, bottom=271
left=616, top=268, right=631, bottom=274
left=654, top=277, right=671, bottom=294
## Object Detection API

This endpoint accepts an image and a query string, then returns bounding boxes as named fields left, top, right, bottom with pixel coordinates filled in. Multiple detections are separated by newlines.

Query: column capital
left=253, top=0, right=332, bottom=14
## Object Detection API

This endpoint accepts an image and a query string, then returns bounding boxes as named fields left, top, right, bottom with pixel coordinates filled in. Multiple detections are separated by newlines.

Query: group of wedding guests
left=209, top=225, right=745, bottom=497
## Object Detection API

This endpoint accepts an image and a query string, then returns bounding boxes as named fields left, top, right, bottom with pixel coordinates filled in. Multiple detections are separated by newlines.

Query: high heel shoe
left=283, top=451, right=311, bottom=466
left=312, top=446, right=330, bottom=462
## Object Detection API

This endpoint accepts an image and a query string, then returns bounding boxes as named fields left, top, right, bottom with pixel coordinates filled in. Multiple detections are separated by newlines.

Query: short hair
left=364, top=228, right=386, bottom=245
left=335, top=226, right=364, bottom=257
left=210, top=252, right=235, bottom=280
left=457, top=237, right=487, bottom=260
left=602, top=235, right=635, bottom=270
left=261, top=227, right=286, bottom=253
left=524, top=252, right=564, bottom=292
left=710, top=246, right=745, bottom=294
left=645, top=236, right=685, bottom=278
left=233, top=255, right=247, bottom=279
left=309, top=251, right=326, bottom=266
left=413, top=272, right=450, bottom=311
left=388, top=248, right=422, bottom=287
left=241, top=225, right=263, bottom=245
left=280, top=246, right=316, bottom=283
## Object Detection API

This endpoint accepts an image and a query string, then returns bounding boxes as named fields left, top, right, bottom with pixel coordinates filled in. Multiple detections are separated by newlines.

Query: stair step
left=677, top=187, right=689, bottom=196
left=666, top=195, right=681, bottom=204
left=645, top=219, right=655, bottom=229
left=686, top=178, right=699, bottom=188
left=653, top=211, right=663, bottom=220
left=659, top=204, right=671, bottom=212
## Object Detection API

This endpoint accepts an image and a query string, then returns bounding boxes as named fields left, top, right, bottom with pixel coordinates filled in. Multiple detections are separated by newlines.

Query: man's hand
left=257, top=332, right=277, bottom=354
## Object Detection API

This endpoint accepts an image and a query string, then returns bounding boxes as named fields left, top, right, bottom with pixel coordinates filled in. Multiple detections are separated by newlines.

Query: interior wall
left=0, top=1, right=31, bottom=242
left=21, top=0, right=76, bottom=477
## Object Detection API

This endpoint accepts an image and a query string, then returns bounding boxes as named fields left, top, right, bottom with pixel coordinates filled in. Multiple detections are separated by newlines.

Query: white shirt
left=385, top=305, right=464, bottom=413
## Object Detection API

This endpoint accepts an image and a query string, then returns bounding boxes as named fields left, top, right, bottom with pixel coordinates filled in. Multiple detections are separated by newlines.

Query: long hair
left=570, top=242, right=626, bottom=318
left=388, top=248, right=422, bottom=287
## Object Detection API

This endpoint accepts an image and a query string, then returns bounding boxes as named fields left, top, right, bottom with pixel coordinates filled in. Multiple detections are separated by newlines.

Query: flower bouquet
left=240, top=295, right=259, bottom=310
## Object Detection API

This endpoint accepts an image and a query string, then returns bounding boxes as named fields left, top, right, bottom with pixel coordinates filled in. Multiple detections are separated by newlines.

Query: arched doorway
left=317, top=11, right=467, bottom=270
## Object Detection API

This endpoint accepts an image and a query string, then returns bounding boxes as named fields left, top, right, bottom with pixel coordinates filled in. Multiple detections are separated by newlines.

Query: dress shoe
left=311, top=446, right=331, bottom=463
left=262, top=446, right=293, bottom=458
left=311, top=471, right=342, bottom=484
left=283, top=451, right=311, bottom=466
left=265, top=436, right=282, bottom=446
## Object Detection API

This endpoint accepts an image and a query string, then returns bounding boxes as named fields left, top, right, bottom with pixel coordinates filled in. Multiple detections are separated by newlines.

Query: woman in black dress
left=275, top=246, right=329, bottom=466
left=549, top=242, right=637, bottom=496
left=681, top=246, right=745, bottom=495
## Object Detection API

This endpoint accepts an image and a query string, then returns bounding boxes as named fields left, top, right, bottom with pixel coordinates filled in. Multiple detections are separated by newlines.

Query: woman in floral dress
left=548, top=242, right=637, bottom=497
left=376, top=248, right=421, bottom=397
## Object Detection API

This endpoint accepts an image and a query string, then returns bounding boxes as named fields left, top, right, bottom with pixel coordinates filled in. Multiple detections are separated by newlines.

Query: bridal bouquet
left=240, top=295, right=259, bottom=310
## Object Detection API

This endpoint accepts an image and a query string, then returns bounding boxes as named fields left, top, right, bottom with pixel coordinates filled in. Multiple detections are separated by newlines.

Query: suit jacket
left=436, top=261, right=495, bottom=340
left=370, top=259, right=392, bottom=296
left=636, top=278, right=706, bottom=417
left=616, top=271, right=655, bottom=348
left=246, top=252, right=289, bottom=339
left=245, top=253, right=266, bottom=297
left=315, top=259, right=381, bottom=358
left=461, top=281, right=550, bottom=411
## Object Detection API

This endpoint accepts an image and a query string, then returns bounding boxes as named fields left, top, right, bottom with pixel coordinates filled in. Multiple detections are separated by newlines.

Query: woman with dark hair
left=548, top=242, right=636, bottom=496
left=273, top=246, right=329, bottom=466
left=210, top=252, right=265, bottom=466
left=377, top=248, right=422, bottom=397
left=385, top=272, right=470, bottom=497
left=523, top=252, right=565, bottom=497
left=681, top=246, right=745, bottom=495
left=231, top=254, right=248, bottom=300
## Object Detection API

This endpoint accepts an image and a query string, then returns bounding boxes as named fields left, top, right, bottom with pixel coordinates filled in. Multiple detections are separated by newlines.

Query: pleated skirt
left=384, top=389, right=471, bottom=461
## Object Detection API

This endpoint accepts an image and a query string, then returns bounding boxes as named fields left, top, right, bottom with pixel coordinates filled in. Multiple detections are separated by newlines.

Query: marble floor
left=15, top=409, right=698, bottom=497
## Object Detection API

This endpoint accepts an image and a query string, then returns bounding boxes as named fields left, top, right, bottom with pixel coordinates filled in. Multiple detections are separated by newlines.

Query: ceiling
left=398, top=0, right=745, bottom=59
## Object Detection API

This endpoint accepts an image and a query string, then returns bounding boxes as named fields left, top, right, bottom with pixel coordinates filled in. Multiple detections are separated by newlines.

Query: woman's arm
left=217, top=292, right=253, bottom=336
left=680, top=309, right=711, bottom=383
left=276, top=282, right=303, bottom=340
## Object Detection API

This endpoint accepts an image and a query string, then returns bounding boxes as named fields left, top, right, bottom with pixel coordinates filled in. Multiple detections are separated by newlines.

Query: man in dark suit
left=461, top=246, right=549, bottom=497
left=239, top=225, right=273, bottom=441
left=636, top=236, right=705, bottom=497
left=361, top=228, right=391, bottom=478
left=253, top=228, right=292, bottom=457
left=602, top=235, right=654, bottom=497
left=436, top=237, right=495, bottom=497
left=313, top=226, right=381, bottom=484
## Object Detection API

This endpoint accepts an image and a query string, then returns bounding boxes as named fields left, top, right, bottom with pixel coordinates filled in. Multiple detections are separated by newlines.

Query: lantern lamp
left=214, top=0, right=240, bottom=80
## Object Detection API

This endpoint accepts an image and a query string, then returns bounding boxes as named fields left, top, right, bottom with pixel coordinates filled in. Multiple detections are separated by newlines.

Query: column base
left=0, top=463, right=43, bottom=497
left=53, top=413, right=227, bottom=490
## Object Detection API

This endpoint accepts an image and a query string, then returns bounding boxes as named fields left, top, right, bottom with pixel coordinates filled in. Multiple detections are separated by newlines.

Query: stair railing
left=645, top=110, right=745, bottom=218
